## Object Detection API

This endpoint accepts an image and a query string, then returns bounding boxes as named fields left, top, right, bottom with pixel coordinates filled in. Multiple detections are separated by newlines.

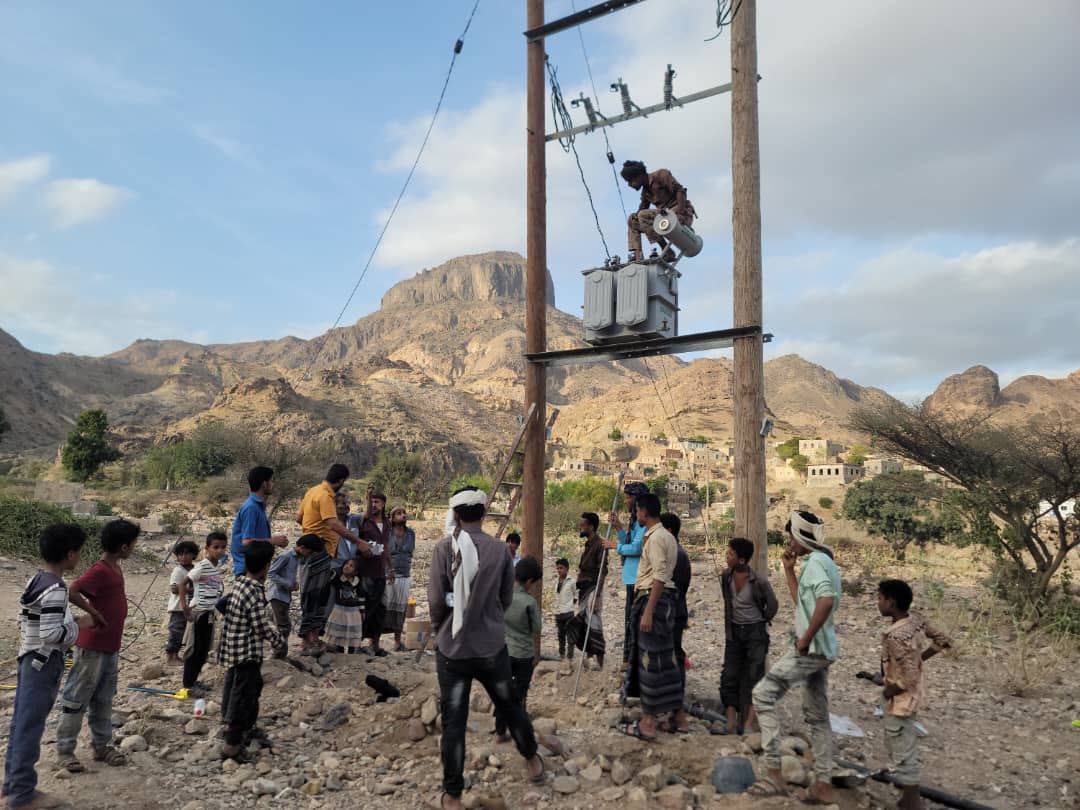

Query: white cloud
left=0, top=252, right=179, bottom=355
left=42, top=178, right=134, bottom=228
left=0, top=154, right=51, bottom=203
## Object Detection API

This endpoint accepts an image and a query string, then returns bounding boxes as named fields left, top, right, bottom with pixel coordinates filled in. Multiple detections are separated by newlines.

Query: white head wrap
left=445, top=489, right=487, bottom=638
left=788, top=510, right=833, bottom=558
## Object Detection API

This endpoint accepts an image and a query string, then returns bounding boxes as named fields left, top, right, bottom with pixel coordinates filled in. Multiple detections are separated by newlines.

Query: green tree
left=818, top=496, right=834, bottom=510
left=608, top=427, right=623, bottom=441
left=654, top=432, right=667, bottom=444
left=62, top=409, right=120, bottom=482
left=696, top=481, right=727, bottom=502
left=845, top=442, right=870, bottom=466
left=449, top=473, right=493, bottom=497
left=645, top=474, right=670, bottom=509
left=367, top=448, right=422, bottom=502
left=545, top=475, right=618, bottom=513
left=789, top=454, right=809, bottom=474
left=775, top=437, right=802, bottom=460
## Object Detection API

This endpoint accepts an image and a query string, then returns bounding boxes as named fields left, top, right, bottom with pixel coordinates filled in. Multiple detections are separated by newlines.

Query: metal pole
left=523, top=0, right=548, bottom=609
left=730, top=0, right=768, bottom=574
left=572, top=473, right=624, bottom=699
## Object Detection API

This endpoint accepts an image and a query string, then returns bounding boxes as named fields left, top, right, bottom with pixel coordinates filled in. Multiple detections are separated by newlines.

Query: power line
left=300, top=0, right=482, bottom=381
left=705, top=0, right=742, bottom=42
left=641, top=358, right=683, bottom=448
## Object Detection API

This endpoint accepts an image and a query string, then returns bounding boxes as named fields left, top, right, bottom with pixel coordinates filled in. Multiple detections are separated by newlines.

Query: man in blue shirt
left=231, top=466, right=288, bottom=575
left=604, top=482, right=649, bottom=664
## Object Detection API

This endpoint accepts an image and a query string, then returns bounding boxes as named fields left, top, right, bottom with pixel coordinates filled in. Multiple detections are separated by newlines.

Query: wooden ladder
left=486, top=403, right=559, bottom=539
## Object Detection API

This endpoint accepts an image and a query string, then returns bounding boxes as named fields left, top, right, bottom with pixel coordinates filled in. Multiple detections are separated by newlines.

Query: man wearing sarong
left=383, top=506, right=415, bottom=652
left=356, top=491, right=393, bottom=657
left=620, top=493, right=687, bottom=741
left=567, top=512, right=608, bottom=668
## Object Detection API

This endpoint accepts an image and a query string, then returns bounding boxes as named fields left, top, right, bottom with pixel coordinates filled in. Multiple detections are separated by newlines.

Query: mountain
left=2, top=251, right=1077, bottom=473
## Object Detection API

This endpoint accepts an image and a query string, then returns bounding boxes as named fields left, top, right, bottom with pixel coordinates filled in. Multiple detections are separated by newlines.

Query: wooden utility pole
left=522, top=0, right=547, bottom=577
left=731, top=0, right=768, bottom=574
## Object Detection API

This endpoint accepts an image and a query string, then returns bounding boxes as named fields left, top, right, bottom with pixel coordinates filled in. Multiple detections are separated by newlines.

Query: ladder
left=486, top=403, right=559, bottom=539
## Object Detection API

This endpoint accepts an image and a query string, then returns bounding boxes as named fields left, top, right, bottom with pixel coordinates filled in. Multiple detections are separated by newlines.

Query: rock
left=110, top=711, right=128, bottom=728
left=780, top=735, right=809, bottom=757
left=611, top=760, right=633, bottom=786
left=564, top=758, right=580, bottom=776
left=318, top=653, right=334, bottom=667
left=325, top=773, right=344, bottom=791
left=222, top=759, right=239, bottom=774
left=184, top=718, right=208, bottom=735
left=119, top=735, right=148, bottom=752
left=533, top=717, right=558, bottom=736
left=405, top=717, right=427, bottom=742
left=521, top=791, right=543, bottom=805
left=625, top=786, right=649, bottom=810
left=781, top=755, right=809, bottom=787
left=319, top=702, right=351, bottom=730
left=744, top=732, right=762, bottom=753
left=553, top=775, right=580, bottom=794
left=288, top=774, right=306, bottom=788
left=310, top=663, right=324, bottom=677
left=537, top=732, right=567, bottom=757
left=140, top=663, right=165, bottom=681
left=692, top=783, right=716, bottom=803
left=710, top=756, right=756, bottom=795
left=638, top=763, right=666, bottom=792
left=276, top=675, right=295, bottom=689
left=301, top=780, right=322, bottom=796
left=256, top=760, right=273, bottom=775
left=204, top=700, right=220, bottom=717
left=249, top=778, right=278, bottom=796
left=591, top=754, right=612, bottom=772
left=373, top=781, right=398, bottom=795
left=421, top=696, right=439, bottom=726
left=579, top=764, right=605, bottom=787
left=302, top=697, right=324, bottom=719
left=599, top=786, right=626, bottom=801
left=655, top=784, right=693, bottom=809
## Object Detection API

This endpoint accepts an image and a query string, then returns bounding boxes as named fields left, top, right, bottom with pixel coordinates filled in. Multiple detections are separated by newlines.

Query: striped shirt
left=18, top=571, right=79, bottom=670
left=187, top=558, right=225, bottom=612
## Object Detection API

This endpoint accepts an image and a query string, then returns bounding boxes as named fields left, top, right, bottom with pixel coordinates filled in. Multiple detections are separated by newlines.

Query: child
left=266, top=543, right=300, bottom=646
left=325, top=558, right=365, bottom=653
left=218, top=541, right=286, bottom=761
left=552, top=557, right=575, bottom=662
left=179, top=531, right=228, bottom=697
left=165, top=540, right=198, bottom=665
left=877, top=579, right=952, bottom=810
left=296, top=534, right=332, bottom=656
left=661, top=512, right=692, bottom=733
left=56, top=519, right=140, bottom=773
left=494, top=556, right=542, bottom=741
left=720, top=537, right=777, bottom=735
left=4, top=524, right=93, bottom=810
left=505, top=532, right=522, bottom=564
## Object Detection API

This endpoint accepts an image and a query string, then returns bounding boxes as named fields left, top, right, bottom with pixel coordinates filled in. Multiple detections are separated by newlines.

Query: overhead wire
left=705, top=0, right=742, bottom=42
left=299, top=0, right=483, bottom=382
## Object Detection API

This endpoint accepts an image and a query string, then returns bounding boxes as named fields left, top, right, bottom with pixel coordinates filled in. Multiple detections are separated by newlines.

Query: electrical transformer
left=582, top=258, right=680, bottom=344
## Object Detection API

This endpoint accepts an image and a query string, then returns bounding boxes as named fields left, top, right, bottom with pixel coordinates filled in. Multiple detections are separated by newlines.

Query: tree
left=696, top=481, right=727, bottom=502
left=845, top=442, right=870, bottom=466
left=545, top=475, right=618, bottom=513
left=789, top=454, right=809, bottom=474
left=775, top=437, right=802, bottom=460
left=62, top=409, right=120, bottom=481
left=645, top=474, right=670, bottom=509
left=608, top=427, right=623, bottom=441
left=850, top=402, right=1080, bottom=596
left=367, top=448, right=422, bottom=502
left=842, top=471, right=962, bottom=558
left=654, top=432, right=667, bottom=444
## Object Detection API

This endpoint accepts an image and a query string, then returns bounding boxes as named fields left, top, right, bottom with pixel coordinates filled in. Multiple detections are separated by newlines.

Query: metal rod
left=524, top=0, right=647, bottom=42
left=546, top=82, right=733, bottom=142
left=572, top=471, right=624, bottom=699
left=525, top=326, right=769, bottom=368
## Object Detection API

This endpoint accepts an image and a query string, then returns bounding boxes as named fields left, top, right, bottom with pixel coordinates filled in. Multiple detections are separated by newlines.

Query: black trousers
left=182, top=612, right=213, bottom=689
left=555, top=612, right=574, bottom=658
left=221, top=662, right=264, bottom=747
left=494, top=655, right=535, bottom=735
left=623, top=584, right=635, bottom=663
left=165, top=611, right=187, bottom=655
left=361, top=577, right=386, bottom=641
left=437, top=648, right=538, bottom=798
left=720, top=621, right=770, bottom=715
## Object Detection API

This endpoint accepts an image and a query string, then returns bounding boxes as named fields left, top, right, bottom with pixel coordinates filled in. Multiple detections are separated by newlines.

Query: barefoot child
left=56, top=519, right=140, bottom=773
left=218, top=541, right=286, bottom=761
left=266, top=543, right=300, bottom=645
left=877, top=579, right=952, bottom=810
left=325, top=558, right=364, bottom=653
left=552, top=558, right=575, bottom=663
left=296, top=534, right=332, bottom=655
left=179, top=532, right=227, bottom=697
left=4, top=524, right=94, bottom=810
left=165, top=540, right=198, bottom=665
left=494, top=556, right=542, bottom=740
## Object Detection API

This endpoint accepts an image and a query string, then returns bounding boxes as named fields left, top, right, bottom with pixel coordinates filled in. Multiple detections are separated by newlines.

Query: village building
left=806, top=463, right=866, bottom=487
left=667, top=478, right=694, bottom=515
left=799, top=438, right=845, bottom=461
left=863, top=457, right=904, bottom=476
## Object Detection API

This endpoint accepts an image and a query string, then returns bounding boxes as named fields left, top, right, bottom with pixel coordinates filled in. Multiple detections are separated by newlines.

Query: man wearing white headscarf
left=750, top=510, right=841, bottom=804
left=427, top=487, right=545, bottom=808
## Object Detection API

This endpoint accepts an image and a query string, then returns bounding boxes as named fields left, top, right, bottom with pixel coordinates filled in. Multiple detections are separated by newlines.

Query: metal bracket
left=523, top=0, right=648, bottom=42
left=525, top=326, right=772, bottom=368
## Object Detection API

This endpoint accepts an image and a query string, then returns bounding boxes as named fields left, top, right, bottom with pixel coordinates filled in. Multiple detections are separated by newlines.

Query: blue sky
left=2, top=0, right=1078, bottom=397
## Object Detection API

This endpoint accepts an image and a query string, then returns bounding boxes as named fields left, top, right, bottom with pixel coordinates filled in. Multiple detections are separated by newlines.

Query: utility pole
left=523, top=0, right=547, bottom=587
left=731, top=0, right=768, bottom=574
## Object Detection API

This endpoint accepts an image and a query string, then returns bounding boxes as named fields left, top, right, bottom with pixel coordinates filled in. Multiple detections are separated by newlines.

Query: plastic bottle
left=193, top=698, right=206, bottom=717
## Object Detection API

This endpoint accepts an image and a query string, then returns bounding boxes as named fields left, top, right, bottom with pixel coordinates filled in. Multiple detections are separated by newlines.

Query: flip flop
left=657, top=720, right=691, bottom=734
left=745, top=777, right=787, bottom=798
left=618, top=720, right=659, bottom=742
left=796, top=789, right=833, bottom=805
left=528, top=754, right=546, bottom=785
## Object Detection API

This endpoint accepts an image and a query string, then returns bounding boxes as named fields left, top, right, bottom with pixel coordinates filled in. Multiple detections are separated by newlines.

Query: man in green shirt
left=494, top=557, right=542, bottom=740
left=750, top=510, right=841, bottom=804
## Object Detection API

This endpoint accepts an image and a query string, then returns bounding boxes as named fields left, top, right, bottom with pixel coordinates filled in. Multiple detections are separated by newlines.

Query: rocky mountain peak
left=378, top=251, right=554, bottom=309
left=925, top=364, right=1001, bottom=415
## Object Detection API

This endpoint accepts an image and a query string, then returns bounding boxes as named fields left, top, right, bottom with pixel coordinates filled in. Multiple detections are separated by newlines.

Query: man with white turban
left=427, top=487, right=545, bottom=808
left=750, top=510, right=841, bottom=804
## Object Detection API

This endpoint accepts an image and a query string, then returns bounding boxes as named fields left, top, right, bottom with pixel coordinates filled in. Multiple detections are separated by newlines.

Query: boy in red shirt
left=55, top=519, right=139, bottom=773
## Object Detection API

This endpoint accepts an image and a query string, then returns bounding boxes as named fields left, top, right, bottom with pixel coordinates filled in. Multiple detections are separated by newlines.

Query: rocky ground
left=0, top=526, right=1076, bottom=810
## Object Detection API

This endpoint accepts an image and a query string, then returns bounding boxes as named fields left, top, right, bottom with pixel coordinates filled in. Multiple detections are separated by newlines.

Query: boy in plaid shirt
left=218, top=542, right=285, bottom=761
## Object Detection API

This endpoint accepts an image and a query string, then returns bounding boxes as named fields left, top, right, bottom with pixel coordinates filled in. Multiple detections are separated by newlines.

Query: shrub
left=818, top=496, right=834, bottom=509
left=161, top=509, right=188, bottom=535
left=96, top=501, right=114, bottom=516
left=62, top=409, right=120, bottom=481
left=608, top=428, right=623, bottom=441
left=0, top=495, right=102, bottom=564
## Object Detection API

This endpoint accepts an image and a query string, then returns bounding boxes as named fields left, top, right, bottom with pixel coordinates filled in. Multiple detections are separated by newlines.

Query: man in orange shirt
left=297, top=464, right=370, bottom=560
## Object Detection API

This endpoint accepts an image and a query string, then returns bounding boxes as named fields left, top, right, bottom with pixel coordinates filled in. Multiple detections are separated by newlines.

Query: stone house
left=668, top=478, right=693, bottom=514
left=864, top=457, right=904, bottom=477
left=799, top=439, right=845, bottom=462
left=806, top=463, right=866, bottom=487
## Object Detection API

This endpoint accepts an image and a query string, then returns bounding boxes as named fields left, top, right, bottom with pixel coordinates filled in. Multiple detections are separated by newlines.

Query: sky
left=1, top=0, right=1078, bottom=399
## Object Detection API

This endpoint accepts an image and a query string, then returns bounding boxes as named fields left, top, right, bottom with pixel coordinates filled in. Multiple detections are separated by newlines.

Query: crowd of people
left=3, top=466, right=950, bottom=810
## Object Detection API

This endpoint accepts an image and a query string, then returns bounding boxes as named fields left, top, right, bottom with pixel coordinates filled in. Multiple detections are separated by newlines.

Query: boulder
left=319, top=702, right=351, bottom=730
left=781, top=755, right=809, bottom=787
left=710, top=756, right=756, bottom=794
left=611, top=760, right=633, bottom=786
left=638, top=763, right=666, bottom=792
left=119, top=735, right=148, bottom=753
left=553, top=775, right=580, bottom=794
left=140, top=663, right=165, bottom=681
left=420, top=696, right=439, bottom=726
left=406, top=718, right=427, bottom=742
left=655, top=784, right=694, bottom=809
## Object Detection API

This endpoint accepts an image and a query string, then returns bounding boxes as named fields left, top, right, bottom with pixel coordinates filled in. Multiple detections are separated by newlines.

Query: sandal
left=56, top=753, right=84, bottom=773
left=221, top=743, right=254, bottom=764
left=746, top=777, right=787, bottom=798
left=657, top=719, right=690, bottom=734
left=617, top=720, right=658, bottom=742
left=92, top=745, right=127, bottom=766
left=528, top=754, right=546, bottom=785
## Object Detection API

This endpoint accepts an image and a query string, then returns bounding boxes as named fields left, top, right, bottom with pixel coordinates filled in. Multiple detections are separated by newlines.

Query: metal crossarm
left=525, top=326, right=771, bottom=368
left=523, top=0, right=648, bottom=42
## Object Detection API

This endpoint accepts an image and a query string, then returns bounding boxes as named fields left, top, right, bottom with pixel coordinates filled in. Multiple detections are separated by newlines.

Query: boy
left=179, top=531, right=228, bottom=697
left=552, top=558, right=575, bottom=662
left=266, top=543, right=300, bottom=648
left=720, top=537, right=778, bottom=735
left=660, top=512, right=691, bottom=732
left=56, top=519, right=140, bottom=773
left=165, top=540, right=198, bottom=665
left=219, top=542, right=286, bottom=761
left=505, top=532, right=522, bottom=564
left=494, top=556, right=542, bottom=741
left=877, top=579, right=952, bottom=810
left=4, top=524, right=94, bottom=810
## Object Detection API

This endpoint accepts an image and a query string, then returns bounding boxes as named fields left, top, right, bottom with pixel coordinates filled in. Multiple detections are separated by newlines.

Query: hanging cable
left=705, top=0, right=742, bottom=42
left=568, top=0, right=629, bottom=221
left=299, top=0, right=482, bottom=381
left=546, top=55, right=611, bottom=259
